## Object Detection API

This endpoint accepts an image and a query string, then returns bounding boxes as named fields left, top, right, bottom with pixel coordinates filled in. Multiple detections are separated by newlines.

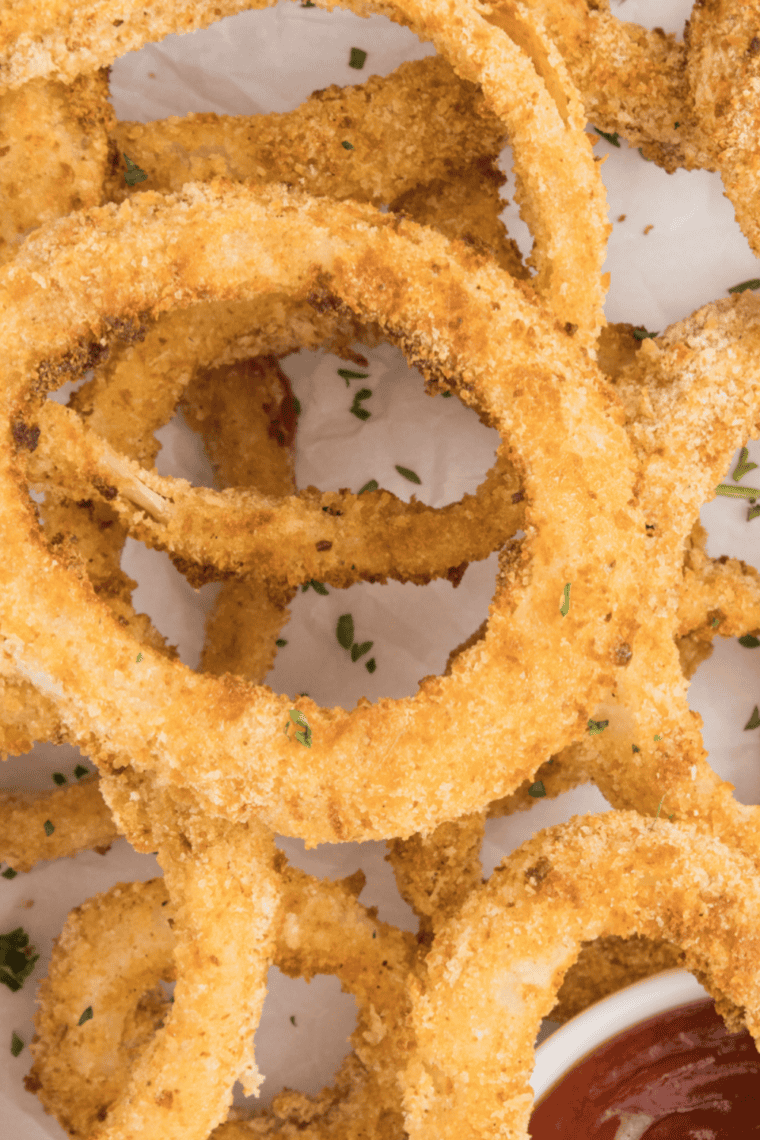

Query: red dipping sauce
left=529, top=999, right=760, bottom=1137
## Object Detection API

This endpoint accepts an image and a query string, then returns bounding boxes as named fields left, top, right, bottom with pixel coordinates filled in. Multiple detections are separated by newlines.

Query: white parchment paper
left=2, top=1, right=760, bottom=1135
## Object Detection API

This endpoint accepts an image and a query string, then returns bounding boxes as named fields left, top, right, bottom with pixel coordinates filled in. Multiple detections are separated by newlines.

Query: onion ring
left=402, top=810, right=760, bottom=1139
left=30, top=859, right=415, bottom=1139
left=0, top=0, right=608, bottom=340
left=0, top=70, right=114, bottom=266
left=0, top=182, right=642, bottom=842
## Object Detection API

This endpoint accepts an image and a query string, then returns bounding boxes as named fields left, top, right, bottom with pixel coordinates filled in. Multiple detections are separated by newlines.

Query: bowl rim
left=529, top=968, right=709, bottom=1103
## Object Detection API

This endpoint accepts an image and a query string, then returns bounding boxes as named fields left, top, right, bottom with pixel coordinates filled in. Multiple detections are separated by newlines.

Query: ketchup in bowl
left=529, top=999, right=760, bottom=1137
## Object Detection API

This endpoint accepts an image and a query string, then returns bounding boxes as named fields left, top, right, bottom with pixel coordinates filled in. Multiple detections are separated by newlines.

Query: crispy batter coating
left=0, top=70, right=114, bottom=265
left=31, top=860, right=416, bottom=1140
left=0, top=777, right=116, bottom=871
left=686, top=0, right=760, bottom=254
left=0, top=183, right=642, bottom=842
left=403, top=812, right=760, bottom=1139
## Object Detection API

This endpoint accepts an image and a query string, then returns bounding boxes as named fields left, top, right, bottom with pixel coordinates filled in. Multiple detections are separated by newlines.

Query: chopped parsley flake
left=0, top=928, right=39, bottom=992
left=715, top=483, right=760, bottom=500
left=349, top=47, right=367, bottom=69
left=441, top=391, right=452, bottom=398
left=10, top=1031, right=23, bottom=1057
left=123, top=153, right=147, bottom=187
left=632, top=744, right=640, bottom=753
left=739, top=634, right=760, bottom=648
left=653, top=734, right=661, bottom=741
left=587, top=719, right=609, bottom=735
left=2, top=868, right=17, bottom=880
left=78, top=1006, right=93, bottom=1026
left=732, top=447, right=758, bottom=482
left=290, top=1014, right=297, bottom=1025
left=358, top=479, right=379, bottom=495
left=275, top=638, right=287, bottom=647
left=528, top=780, right=546, bottom=798
left=744, top=705, right=760, bottom=731
left=350, top=388, right=372, bottom=420
left=288, top=709, right=312, bottom=748
left=302, top=579, right=328, bottom=595
left=632, top=327, right=657, bottom=340
left=43, top=820, right=54, bottom=837
left=351, top=640, right=373, bottom=662
left=395, top=465, right=421, bottom=484
left=711, top=616, right=721, bottom=628
left=341, top=140, right=354, bottom=151
left=594, top=127, right=620, bottom=147
left=52, top=772, right=67, bottom=786
left=728, top=278, right=760, bottom=294
left=749, top=503, right=760, bottom=521
left=560, top=582, right=571, bottom=617
left=365, top=657, right=377, bottom=674
left=337, top=613, right=355, bottom=649
left=292, top=396, right=302, bottom=416
left=338, top=368, right=369, bottom=386
left=74, top=765, right=89, bottom=779
left=136, top=652, right=143, bottom=663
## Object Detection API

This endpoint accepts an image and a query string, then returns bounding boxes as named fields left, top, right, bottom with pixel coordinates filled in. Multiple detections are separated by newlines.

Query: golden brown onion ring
left=0, top=183, right=642, bottom=842
left=686, top=0, right=760, bottom=256
left=0, top=70, right=114, bottom=266
left=0, top=0, right=608, bottom=339
left=402, top=810, right=760, bottom=1139
left=30, top=861, right=416, bottom=1140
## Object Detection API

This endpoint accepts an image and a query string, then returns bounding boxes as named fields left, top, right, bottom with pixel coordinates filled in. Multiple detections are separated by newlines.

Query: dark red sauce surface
left=529, top=999, right=760, bottom=1136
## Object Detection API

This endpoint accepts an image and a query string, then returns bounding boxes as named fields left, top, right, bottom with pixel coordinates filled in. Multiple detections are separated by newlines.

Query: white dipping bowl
left=529, top=968, right=709, bottom=1105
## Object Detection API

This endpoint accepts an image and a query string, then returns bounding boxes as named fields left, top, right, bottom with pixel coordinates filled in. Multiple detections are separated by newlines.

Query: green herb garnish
left=2, top=868, right=17, bottom=880
left=594, top=127, right=620, bottom=147
left=275, top=638, right=287, bottom=647
left=728, top=278, right=760, bottom=294
left=732, top=446, right=758, bottom=482
left=337, top=614, right=355, bottom=649
left=744, top=705, right=760, bottom=730
left=0, top=928, right=39, bottom=992
left=350, top=388, right=372, bottom=420
left=632, top=744, right=640, bottom=753
left=441, top=391, right=452, bottom=397
left=349, top=47, right=367, bottom=69
left=52, top=772, right=67, bottom=786
left=288, top=709, right=312, bottom=748
left=43, top=820, right=54, bottom=837
left=749, top=503, right=760, bottom=521
left=135, top=651, right=143, bottom=663
left=292, top=396, right=302, bottom=416
left=739, top=634, right=760, bottom=648
left=358, top=479, right=378, bottom=494
left=395, top=465, right=421, bottom=484
left=338, top=367, right=369, bottom=386
left=653, top=734, right=662, bottom=741
left=341, top=140, right=354, bottom=151
left=365, top=657, right=377, bottom=674
left=290, top=1015, right=297, bottom=1025
left=528, top=780, right=546, bottom=798
left=560, top=582, right=571, bottom=617
left=78, top=1006, right=93, bottom=1026
left=351, top=640, right=373, bottom=661
left=632, top=327, right=657, bottom=340
left=587, top=719, right=609, bottom=735
left=302, top=579, right=328, bottom=595
left=10, top=1031, right=23, bottom=1057
left=74, top=765, right=89, bottom=779
left=711, top=616, right=721, bottom=628
left=123, top=154, right=147, bottom=187
left=715, top=483, right=760, bottom=500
